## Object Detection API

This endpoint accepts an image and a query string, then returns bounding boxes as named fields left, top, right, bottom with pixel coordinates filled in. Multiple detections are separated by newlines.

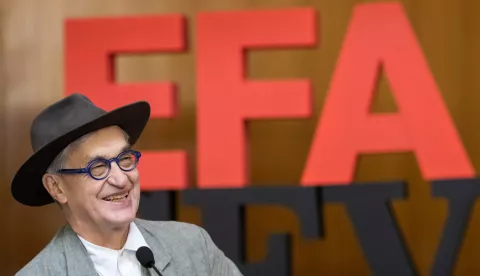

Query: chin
left=104, top=211, right=136, bottom=227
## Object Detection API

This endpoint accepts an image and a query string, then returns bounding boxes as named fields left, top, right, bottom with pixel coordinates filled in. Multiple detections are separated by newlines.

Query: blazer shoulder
left=135, top=219, right=224, bottom=260
left=135, top=219, right=244, bottom=276
left=15, top=227, right=68, bottom=276
left=135, top=218, right=206, bottom=241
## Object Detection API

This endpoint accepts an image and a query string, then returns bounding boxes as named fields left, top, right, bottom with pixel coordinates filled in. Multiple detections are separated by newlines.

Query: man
left=11, top=93, right=243, bottom=276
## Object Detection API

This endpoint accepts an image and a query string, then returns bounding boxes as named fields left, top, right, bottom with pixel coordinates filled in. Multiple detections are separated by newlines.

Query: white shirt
left=78, top=222, right=150, bottom=276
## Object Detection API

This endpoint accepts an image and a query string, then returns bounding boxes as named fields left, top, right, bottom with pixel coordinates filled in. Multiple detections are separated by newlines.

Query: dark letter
left=138, top=191, right=176, bottom=221
left=430, top=178, right=480, bottom=276
left=323, top=182, right=416, bottom=275
left=182, top=187, right=320, bottom=276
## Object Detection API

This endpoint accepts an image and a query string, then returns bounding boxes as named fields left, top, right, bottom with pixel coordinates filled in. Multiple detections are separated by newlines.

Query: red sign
left=64, top=3, right=474, bottom=191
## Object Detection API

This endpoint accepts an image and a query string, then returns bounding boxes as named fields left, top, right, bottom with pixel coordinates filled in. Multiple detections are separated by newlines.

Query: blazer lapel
left=61, top=224, right=99, bottom=276
left=136, top=219, right=172, bottom=275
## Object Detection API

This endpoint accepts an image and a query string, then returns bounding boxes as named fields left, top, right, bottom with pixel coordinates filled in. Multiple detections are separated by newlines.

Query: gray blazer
left=15, top=219, right=243, bottom=276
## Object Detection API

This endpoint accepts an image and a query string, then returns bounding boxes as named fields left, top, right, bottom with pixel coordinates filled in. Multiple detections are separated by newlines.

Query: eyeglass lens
left=89, top=151, right=139, bottom=178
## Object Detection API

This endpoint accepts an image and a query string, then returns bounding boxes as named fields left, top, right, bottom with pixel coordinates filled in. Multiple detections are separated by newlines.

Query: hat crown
left=30, top=93, right=106, bottom=151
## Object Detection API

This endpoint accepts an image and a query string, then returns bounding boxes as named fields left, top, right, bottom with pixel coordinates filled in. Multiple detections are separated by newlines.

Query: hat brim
left=11, top=101, right=151, bottom=207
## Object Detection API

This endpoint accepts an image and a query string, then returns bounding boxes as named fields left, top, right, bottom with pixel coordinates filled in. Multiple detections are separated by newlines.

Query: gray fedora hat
left=11, top=93, right=151, bottom=207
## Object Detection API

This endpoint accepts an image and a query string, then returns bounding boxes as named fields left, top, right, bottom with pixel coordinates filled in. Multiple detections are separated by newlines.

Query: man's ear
left=42, top=174, right=67, bottom=204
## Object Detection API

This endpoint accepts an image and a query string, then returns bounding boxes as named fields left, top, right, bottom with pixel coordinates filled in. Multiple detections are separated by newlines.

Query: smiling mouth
left=102, top=191, right=129, bottom=202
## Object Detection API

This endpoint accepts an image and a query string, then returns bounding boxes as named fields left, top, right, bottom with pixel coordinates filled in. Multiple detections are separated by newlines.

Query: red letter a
left=302, top=3, right=474, bottom=186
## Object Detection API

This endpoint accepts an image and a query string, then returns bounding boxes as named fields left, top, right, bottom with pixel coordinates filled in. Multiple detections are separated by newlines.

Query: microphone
left=136, top=246, right=163, bottom=276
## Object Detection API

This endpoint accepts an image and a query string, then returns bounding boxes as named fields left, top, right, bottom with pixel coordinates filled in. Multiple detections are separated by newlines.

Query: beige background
left=1, top=0, right=480, bottom=275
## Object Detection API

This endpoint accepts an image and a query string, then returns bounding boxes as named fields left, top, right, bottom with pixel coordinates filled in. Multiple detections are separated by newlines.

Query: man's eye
left=90, top=160, right=107, bottom=168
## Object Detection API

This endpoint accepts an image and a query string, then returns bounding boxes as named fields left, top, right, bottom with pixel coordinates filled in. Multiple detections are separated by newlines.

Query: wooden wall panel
left=1, top=0, right=479, bottom=275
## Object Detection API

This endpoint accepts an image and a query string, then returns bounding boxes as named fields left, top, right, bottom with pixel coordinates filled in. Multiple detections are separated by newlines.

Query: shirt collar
left=123, top=221, right=150, bottom=251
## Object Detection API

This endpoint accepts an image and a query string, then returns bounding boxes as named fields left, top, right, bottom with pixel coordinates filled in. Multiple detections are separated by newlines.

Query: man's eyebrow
left=82, top=144, right=131, bottom=166
left=83, top=153, right=108, bottom=166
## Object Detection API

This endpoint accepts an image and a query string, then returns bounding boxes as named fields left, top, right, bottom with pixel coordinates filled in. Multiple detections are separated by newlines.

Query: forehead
left=68, top=126, right=130, bottom=165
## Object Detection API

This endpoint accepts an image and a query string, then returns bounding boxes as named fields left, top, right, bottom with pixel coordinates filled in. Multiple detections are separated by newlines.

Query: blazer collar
left=135, top=219, right=172, bottom=272
left=61, top=225, right=98, bottom=276
left=60, top=220, right=172, bottom=276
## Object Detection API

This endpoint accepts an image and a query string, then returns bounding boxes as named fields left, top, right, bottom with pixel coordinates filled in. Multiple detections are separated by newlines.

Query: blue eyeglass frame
left=56, top=150, right=142, bottom=180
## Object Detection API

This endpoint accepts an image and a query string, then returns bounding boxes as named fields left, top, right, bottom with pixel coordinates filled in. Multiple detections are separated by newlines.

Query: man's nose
left=106, top=162, right=129, bottom=187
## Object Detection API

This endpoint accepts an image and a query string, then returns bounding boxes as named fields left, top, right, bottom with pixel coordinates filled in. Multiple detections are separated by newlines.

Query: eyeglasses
left=57, top=150, right=142, bottom=180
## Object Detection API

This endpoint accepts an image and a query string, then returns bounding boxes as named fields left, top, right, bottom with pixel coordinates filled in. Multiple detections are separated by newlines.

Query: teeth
left=103, top=193, right=128, bottom=202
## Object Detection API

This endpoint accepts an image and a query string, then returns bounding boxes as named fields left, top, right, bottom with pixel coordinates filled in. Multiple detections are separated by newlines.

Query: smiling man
left=11, top=94, right=243, bottom=276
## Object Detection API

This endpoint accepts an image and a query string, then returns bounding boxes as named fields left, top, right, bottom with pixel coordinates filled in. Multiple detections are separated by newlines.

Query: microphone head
left=136, top=246, right=155, bottom=268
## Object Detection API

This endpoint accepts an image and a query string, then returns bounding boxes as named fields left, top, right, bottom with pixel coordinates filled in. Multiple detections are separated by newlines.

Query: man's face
left=59, top=126, right=141, bottom=229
